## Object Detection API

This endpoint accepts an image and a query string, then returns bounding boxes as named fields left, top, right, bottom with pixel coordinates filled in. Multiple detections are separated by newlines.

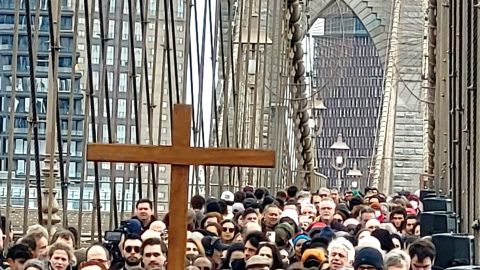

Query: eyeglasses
left=144, top=252, right=161, bottom=258
left=223, top=227, right=235, bottom=233
left=125, top=246, right=141, bottom=253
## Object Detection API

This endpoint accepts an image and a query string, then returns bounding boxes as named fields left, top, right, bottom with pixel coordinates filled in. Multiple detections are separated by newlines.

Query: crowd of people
left=0, top=185, right=439, bottom=270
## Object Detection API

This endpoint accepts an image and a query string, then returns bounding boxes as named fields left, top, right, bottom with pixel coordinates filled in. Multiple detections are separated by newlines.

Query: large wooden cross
left=86, top=105, right=275, bottom=269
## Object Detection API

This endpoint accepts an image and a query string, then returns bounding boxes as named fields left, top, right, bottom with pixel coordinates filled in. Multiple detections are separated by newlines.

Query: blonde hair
left=26, top=224, right=49, bottom=239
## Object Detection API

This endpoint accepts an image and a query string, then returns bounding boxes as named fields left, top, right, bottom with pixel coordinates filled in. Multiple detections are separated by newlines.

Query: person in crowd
left=245, top=255, right=271, bottom=270
left=141, top=238, right=167, bottom=270
left=255, top=242, right=285, bottom=269
left=220, top=243, right=244, bottom=269
left=404, top=215, right=417, bottom=236
left=25, top=225, right=48, bottom=260
left=390, top=208, right=407, bottom=233
left=186, top=238, right=205, bottom=259
left=85, top=244, right=110, bottom=269
left=243, top=232, right=267, bottom=261
left=48, top=242, right=74, bottom=270
left=385, top=249, right=410, bottom=270
left=133, top=199, right=156, bottom=230
left=353, top=247, right=384, bottom=270
left=261, top=204, right=281, bottom=232
left=219, top=220, right=238, bottom=244
left=122, top=234, right=142, bottom=270
left=327, top=237, right=355, bottom=270
left=408, top=240, right=435, bottom=270
left=5, top=244, right=33, bottom=270
left=23, top=259, right=46, bottom=270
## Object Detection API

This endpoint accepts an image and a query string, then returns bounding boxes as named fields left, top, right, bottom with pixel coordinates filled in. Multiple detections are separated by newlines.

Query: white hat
left=280, top=208, right=299, bottom=226
left=221, top=191, right=234, bottom=202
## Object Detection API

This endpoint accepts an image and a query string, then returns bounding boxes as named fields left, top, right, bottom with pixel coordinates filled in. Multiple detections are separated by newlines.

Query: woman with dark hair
left=219, top=220, right=239, bottom=244
left=205, top=223, right=223, bottom=237
left=220, top=243, right=245, bottom=270
left=255, top=242, right=285, bottom=269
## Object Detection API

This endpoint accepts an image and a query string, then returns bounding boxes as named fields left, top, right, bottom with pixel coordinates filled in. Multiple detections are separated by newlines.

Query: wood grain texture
left=86, top=144, right=276, bottom=167
left=168, top=105, right=190, bottom=270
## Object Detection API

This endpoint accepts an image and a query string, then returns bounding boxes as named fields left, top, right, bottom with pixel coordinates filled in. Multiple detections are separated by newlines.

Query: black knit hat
left=353, top=247, right=384, bottom=270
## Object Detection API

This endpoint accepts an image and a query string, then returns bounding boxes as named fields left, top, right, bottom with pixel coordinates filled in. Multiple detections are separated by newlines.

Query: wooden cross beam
left=86, top=105, right=276, bottom=270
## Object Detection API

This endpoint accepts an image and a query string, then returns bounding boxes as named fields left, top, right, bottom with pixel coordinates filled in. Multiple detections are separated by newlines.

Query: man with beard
left=122, top=235, right=142, bottom=270
left=317, top=199, right=348, bottom=232
left=141, top=238, right=167, bottom=270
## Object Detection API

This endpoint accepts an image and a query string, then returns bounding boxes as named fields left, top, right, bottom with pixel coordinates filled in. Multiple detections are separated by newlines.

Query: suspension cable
left=24, top=0, right=44, bottom=224
left=64, top=0, right=82, bottom=227
left=138, top=0, right=157, bottom=200
left=126, top=0, right=143, bottom=198
left=83, top=0, right=103, bottom=241
left=5, top=0, right=21, bottom=244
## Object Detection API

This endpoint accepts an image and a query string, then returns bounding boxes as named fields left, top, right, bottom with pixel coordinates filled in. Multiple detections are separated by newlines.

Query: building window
left=117, top=125, right=126, bottom=143
left=119, top=73, right=127, bottom=92
left=108, top=20, right=115, bottom=39
left=93, top=19, right=100, bottom=37
left=107, top=46, right=114, bottom=65
left=159, top=166, right=166, bottom=172
left=118, top=99, right=126, bottom=118
left=92, top=45, right=100, bottom=64
left=135, top=22, right=142, bottom=41
left=110, top=0, right=116, bottom=13
left=122, top=21, right=129, bottom=40
left=121, top=47, right=128, bottom=66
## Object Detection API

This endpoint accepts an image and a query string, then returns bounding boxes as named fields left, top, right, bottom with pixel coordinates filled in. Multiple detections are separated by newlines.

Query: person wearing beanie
left=274, top=222, right=295, bottom=248
left=301, top=248, right=327, bottom=268
left=353, top=247, right=384, bottom=270
left=205, top=198, right=222, bottom=214
left=318, top=226, right=336, bottom=243
left=292, top=234, right=311, bottom=262
left=327, top=237, right=355, bottom=270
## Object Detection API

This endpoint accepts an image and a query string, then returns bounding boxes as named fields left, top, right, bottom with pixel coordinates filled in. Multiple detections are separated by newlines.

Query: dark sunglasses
left=222, top=227, right=235, bottom=233
left=125, top=246, right=141, bottom=253
left=144, top=252, right=161, bottom=258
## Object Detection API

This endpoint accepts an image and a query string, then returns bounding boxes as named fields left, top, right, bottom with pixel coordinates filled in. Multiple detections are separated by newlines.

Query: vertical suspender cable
left=23, top=0, right=43, bottom=233
left=164, top=0, right=175, bottom=126
left=97, top=0, right=118, bottom=228
left=46, top=0, right=67, bottom=232
left=150, top=0, right=164, bottom=215
left=168, top=0, right=181, bottom=102
left=64, top=0, right=81, bottom=227
left=126, top=0, right=143, bottom=198
left=25, top=0, right=44, bottom=224
left=5, top=0, right=21, bottom=243
left=83, top=0, right=103, bottom=241
left=138, top=0, right=157, bottom=199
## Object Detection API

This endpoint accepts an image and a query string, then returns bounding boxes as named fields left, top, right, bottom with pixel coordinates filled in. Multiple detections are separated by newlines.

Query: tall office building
left=0, top=0, right=84, bottom=206
left=311, top=2, right=383, bottom=190
left=75, top=0, right=187, bottom=212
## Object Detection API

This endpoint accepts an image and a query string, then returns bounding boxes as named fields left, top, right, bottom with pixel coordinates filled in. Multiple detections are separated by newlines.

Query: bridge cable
left=126, top=0, right=143, bottom=198
left=82, top=0, right=104, bottom=241
left=138, top=0, right=157, bottom=205
left=5, top=0, right=22, bottom=240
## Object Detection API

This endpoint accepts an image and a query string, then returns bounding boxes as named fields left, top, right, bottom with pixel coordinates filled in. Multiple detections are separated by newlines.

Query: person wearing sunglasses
left=220, top=220, right=238, bottom=244
left=122, top=234, right=142, bottom=270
